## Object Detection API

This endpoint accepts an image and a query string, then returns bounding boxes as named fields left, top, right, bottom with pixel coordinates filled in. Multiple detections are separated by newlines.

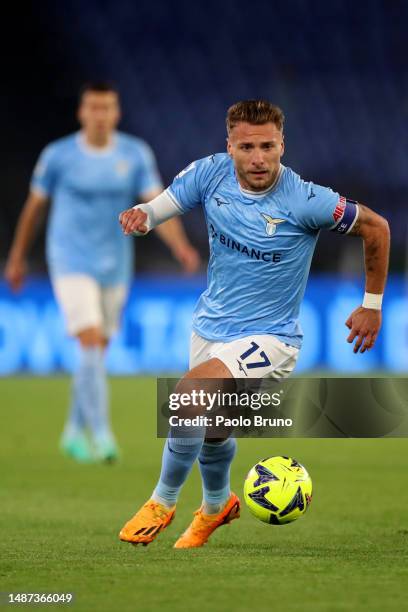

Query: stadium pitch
left=1, top=377, right=408, bottom=611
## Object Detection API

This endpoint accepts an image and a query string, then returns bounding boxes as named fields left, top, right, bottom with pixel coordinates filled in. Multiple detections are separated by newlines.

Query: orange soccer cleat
left=174, top=493, right=240, bottom=549
left=119, top=500, right=175, bottom=546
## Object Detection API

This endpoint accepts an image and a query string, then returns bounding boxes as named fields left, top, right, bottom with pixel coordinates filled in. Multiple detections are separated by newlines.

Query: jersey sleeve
left=166, top=156, right=213, bottom=213
left=134, top=141, right=163, bottom=198
left=30, top=144, right=59, bottom=197
left=298, top=181, right=359, bottom=235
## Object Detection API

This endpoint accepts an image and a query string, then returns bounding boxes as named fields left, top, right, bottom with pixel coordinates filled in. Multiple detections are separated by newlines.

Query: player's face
left=227, top=122, right=284, bottom=191
left=78, top=92, right=121, bottom=138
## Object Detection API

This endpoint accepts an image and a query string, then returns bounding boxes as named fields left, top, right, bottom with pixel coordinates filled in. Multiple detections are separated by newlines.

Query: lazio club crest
left=260, top=213, right=285, bottom=237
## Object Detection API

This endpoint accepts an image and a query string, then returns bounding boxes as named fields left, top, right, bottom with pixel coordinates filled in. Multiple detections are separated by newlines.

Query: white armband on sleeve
left=131, top=191, right=182, bottom=236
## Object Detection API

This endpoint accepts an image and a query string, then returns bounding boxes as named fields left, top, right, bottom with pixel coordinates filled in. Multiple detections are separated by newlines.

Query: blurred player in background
left=4, top=82, right=200, bottom=463
left=118, top=99, right=390, bottom=548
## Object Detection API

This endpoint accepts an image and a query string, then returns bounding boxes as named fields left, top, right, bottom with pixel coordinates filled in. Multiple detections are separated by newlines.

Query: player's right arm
left=119, top=190, right=182, bottom=235
left=4, top=190, right=49, bottom=291
left=119, top=158, right=208, bottom=236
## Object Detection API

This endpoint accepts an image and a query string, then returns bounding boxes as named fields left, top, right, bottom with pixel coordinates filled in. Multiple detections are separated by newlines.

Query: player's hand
left=119, top=207, right=148, bottom=235
left=345, top=306, right=382, bottom=353
left=4, top=257, right=27, bottom=292
left=172, top=243, right=201, bottom=274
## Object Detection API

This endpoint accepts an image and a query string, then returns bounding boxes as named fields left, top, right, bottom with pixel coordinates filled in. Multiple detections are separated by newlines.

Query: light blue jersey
left=167, top=154, right=357, bottom=348
left=31, top=131, right=162, bottom=285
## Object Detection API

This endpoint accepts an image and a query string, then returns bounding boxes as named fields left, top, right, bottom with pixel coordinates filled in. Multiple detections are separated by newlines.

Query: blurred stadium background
left=2, top=0, right=408, bottom=374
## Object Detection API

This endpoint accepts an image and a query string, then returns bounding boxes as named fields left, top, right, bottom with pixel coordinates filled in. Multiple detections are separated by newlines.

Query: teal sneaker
left=93, top=433, right=120, bottom=464
left=60, top=431, right=93, bottom=463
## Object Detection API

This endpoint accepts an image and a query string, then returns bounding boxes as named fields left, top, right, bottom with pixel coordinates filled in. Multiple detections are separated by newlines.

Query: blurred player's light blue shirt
left=31, top=131, right=162, bottom=285
left=167, top=153, right=353, bottom=348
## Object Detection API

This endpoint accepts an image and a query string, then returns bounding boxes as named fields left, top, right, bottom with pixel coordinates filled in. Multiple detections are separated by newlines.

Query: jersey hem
left=49, top=271, right=129, bottom=288
left=192, top=325, right=302, bottom=349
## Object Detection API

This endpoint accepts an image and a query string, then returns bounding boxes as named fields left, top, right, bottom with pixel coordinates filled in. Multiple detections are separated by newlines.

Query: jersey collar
left=76, top=131, right=117, bottom=156
left=237, top=164, right=285, bottom=199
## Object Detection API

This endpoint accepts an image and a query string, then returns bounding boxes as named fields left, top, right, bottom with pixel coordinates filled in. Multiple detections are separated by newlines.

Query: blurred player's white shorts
left=52, top=274, right=127, bottom=338
left=190, top=331, right=299, bottom=379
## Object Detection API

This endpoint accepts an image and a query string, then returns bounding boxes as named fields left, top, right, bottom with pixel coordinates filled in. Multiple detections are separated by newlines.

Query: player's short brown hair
left=79, top=81, right=119, bottom=101
left=226, top=100, right=285, bottom=133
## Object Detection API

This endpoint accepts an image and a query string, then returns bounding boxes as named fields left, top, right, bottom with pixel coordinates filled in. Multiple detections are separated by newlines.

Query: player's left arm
left=345, top=203, right=390, bottom=353
left=136, top=187, right=201, bottom=274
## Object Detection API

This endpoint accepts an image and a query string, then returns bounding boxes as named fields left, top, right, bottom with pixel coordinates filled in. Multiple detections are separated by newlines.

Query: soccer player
left=118, top=100, right=390, bottom=547
left=4, top=82, right=200, bottom=463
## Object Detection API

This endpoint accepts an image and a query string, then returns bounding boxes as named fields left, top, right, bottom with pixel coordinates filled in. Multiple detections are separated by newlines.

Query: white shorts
left=52, top=274, right=127, bottom=338
left=190, top=331, right=299, bottom=379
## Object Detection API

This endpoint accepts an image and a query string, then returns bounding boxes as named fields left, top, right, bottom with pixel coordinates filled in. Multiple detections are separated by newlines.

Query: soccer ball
left=244, top=456, right=312, bottom=525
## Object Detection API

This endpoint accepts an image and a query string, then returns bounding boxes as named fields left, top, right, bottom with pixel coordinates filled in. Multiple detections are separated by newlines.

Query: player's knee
left=173, top=378, right=201, bottom=419
left=174, top=374, right=235, bottom=420
left=185, top=358, right=234, bottom=379
left=77, top=327, right=105, bottom=348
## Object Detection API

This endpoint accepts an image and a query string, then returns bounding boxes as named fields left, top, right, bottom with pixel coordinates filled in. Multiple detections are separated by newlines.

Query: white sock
left=202, top=501, right=225, bottom=515
left=151, top=491, right=175, bottom=509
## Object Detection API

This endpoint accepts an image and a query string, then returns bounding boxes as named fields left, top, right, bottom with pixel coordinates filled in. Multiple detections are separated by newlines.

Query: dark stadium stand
left=3, top=0, right=407, bottom=270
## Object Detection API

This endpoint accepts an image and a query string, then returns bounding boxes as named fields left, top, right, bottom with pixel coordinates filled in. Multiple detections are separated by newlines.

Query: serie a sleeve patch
left=330, top=197, right=359, bottom=234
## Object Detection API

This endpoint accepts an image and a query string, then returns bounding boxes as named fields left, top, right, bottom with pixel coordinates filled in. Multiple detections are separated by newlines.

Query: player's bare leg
left=119, top=358, right=240, bottom=547
left=172, top=359, right=240, bottom=548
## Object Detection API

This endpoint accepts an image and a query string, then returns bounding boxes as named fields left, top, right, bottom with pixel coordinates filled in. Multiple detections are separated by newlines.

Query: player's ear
left=227, top=138, right=233, bottom=157
left=280, top=134, right=285, bottom=157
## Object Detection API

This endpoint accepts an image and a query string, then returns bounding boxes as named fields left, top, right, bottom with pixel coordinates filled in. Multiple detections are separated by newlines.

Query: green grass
left=1, top=377, right=408, bottom=612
